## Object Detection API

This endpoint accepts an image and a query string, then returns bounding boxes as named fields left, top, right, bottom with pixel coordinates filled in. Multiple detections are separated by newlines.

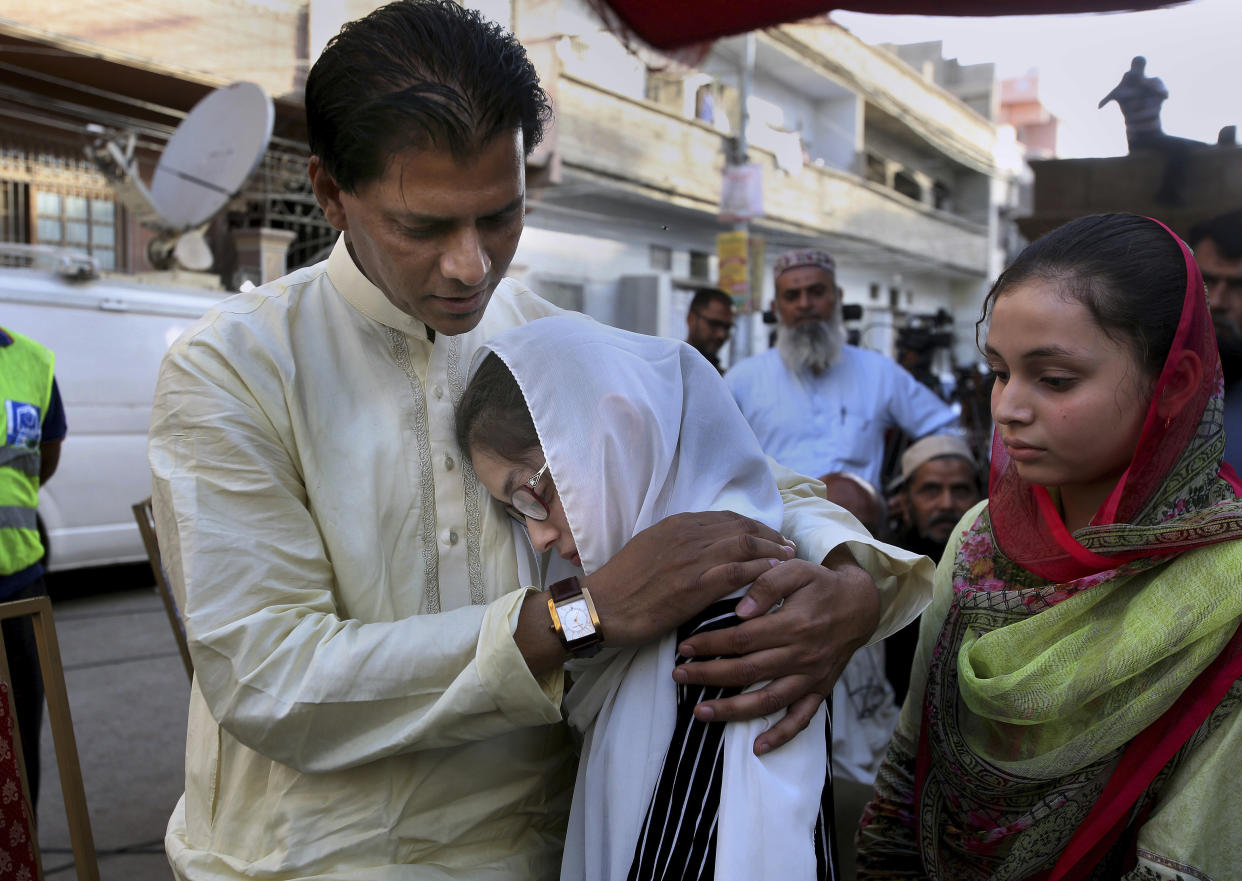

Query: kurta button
left=445, top=455, right=455, bottom=471
left=433, top=386, right=444, bottom=399
left=448, top=530, right=459, bottom=546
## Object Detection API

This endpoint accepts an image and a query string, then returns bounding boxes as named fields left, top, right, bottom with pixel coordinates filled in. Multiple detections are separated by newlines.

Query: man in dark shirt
left=685, top=287, right=735, bottom=374
left=1187, top=211, right=1242, bottom=471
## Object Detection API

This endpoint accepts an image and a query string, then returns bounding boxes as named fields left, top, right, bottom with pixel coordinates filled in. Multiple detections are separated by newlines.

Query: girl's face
left=471, top=447, right=581, bottom=569
left=985, top=280, right=1153, bottom=526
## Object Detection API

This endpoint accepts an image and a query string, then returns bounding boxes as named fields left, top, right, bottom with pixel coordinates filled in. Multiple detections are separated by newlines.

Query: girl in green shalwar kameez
left=856, top=213, right=1242, bottom=881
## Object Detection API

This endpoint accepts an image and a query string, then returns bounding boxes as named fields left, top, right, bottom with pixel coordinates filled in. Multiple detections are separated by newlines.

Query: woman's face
left=985, top=280, right=1153, bottom=523
left=471, top=446, right=581, bottom=569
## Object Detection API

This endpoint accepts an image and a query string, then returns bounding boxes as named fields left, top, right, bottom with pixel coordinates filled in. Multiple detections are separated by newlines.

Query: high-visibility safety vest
left=0, top=328, right=54, bottom=576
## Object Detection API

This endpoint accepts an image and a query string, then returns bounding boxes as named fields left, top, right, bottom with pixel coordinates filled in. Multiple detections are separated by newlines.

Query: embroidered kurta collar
left=327, top=234, right=431, bottom=339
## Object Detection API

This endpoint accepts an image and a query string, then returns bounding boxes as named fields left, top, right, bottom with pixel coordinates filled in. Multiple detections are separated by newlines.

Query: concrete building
left=884, top=42, right=1038, bottom=276
left=1000, top=73, right=1059, bottom=161
left=0, top=7, right=330, bottom=286
left=1019, top=147, right=1242, bottom=243
left=0, top=0, right=1011, bottom=372
left=501, top=4, right=1009, bottom=370
left=883, top=41, right=998, bottom=122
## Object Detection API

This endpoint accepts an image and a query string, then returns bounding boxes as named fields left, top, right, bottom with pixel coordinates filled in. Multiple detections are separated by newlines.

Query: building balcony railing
left=554, top=74, right=990, bottom=276
left=776, top=24, right=996, bottom=174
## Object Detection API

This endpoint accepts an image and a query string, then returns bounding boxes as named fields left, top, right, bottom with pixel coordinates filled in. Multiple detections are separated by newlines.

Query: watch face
left=559, top=599, right=595, bottom=642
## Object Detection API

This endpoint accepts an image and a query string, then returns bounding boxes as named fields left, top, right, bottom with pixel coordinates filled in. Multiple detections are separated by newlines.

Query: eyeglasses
left=692, top=311, right=734, bottom=333
left=510, top=460, right=552, bottom=522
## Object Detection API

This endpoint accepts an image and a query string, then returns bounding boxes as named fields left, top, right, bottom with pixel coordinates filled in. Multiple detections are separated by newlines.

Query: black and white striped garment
left=625, top=598, right=838, bottom=881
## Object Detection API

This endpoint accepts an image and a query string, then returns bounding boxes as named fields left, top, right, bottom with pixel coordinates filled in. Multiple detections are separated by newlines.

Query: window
left=689, top=250, right=710, bottom=280
left=34, top=191, right=118, bottom=270
left=864, top=153, right=886, bottom=185
left=892, top=170, right=922, bottom=203
left=649, top=244, right=672, bottom=271
left=0, top=180, right=30, bottom=247
left=537, top=280, right=584, bottom=313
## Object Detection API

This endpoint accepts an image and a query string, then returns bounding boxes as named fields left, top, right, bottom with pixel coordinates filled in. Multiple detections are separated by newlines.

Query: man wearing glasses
left=685, top=287, right=735, bottom=373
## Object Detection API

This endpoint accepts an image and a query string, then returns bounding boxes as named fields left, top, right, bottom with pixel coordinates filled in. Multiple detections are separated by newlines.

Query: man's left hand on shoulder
left=672, top=546, right=880, bottom=755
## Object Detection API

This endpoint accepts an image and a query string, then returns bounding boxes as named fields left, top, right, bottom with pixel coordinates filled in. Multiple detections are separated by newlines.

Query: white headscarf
left=477, top=315, right=827, bottom=881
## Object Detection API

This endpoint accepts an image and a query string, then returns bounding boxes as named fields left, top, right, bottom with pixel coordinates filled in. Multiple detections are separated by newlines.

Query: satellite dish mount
left=85, top=81, right=274, bottom=272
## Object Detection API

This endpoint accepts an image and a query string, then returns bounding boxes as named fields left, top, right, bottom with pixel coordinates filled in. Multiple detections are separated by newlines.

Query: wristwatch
left=547, top=576, right=603, bottom=658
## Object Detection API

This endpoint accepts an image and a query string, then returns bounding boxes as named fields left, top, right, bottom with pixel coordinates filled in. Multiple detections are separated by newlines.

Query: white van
left=0, top=253, right=225, bottom=571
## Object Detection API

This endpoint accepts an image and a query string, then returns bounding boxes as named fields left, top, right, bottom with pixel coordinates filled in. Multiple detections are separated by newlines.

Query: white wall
left=813, top=95, right=862, bottom=172
left=699, top=48, right=860, bottom=175
left=515, top=216, right=990, bottom=379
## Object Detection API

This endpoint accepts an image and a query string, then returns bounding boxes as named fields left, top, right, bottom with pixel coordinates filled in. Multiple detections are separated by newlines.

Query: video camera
left=896, top=308, right=954, bottom=356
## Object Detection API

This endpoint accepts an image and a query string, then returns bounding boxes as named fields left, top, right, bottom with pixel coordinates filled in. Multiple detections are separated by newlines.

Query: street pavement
left=37, top=564, right=187, bottom=881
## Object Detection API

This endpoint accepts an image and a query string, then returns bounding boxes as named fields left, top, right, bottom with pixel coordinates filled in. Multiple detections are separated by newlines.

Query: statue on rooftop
left=1099, top=56, right=1198, bottom=204
left=1099, top=56, right=1170, bottom=152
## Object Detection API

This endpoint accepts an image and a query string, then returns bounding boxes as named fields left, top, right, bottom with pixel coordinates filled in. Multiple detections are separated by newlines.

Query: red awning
left=596, top=0, right=1189, bottom=50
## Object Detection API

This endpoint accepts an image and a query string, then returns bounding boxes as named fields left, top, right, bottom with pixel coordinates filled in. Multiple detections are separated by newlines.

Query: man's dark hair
left=305, top=0, right=552, bottom=193
left=1187, top=209, right=1242, bottom=259
left=689, top=288, right=733, bottom=314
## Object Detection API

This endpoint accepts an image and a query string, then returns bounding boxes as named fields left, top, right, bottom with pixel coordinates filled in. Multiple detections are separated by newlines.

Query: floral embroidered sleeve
left=854, top=501, right=985, bottom=880
left=855, top=722, right=924, bottom=878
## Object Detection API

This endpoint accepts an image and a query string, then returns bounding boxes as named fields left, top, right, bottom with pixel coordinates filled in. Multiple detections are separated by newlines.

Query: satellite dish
left=86, top=81, right=274, bottom=271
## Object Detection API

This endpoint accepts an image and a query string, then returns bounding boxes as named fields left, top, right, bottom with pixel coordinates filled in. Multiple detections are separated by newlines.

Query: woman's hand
left=672, top=548, right=881, bottom=755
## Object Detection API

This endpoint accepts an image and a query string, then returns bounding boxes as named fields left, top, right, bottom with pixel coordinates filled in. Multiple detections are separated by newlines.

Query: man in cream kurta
left=154, top=239, right=579, bottom=880
left=150, top=3, right=931, bottom=879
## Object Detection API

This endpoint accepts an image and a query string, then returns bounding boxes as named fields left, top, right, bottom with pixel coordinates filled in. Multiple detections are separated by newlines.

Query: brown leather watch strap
left=548, top=575, right=583, bottom=602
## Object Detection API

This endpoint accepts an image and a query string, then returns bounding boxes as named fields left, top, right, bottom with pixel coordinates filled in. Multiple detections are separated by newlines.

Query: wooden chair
left=0, top=595, right=99, bottom=881
left=132, top=498, right=193, bottom=679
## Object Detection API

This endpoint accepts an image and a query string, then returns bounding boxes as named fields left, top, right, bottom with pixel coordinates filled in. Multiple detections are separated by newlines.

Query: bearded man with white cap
left=887, top=434, right=981, bottom=561
left=725, top=248, right=959, bottom=491
left=884, top=433, right=981, bottom=705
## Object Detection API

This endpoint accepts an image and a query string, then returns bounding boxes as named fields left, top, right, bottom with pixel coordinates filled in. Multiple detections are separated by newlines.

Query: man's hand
left=673, top=548, right=880, bottom=755
left=583, top=511, right=795, bottom=648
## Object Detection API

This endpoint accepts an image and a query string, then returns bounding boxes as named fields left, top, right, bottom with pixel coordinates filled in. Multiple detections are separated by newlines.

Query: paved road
left=37, top=566, right=187, bottom=880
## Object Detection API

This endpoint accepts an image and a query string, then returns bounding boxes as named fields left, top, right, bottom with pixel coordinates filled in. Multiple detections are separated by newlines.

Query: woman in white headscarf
left=455, top=315, right=835, bottom=881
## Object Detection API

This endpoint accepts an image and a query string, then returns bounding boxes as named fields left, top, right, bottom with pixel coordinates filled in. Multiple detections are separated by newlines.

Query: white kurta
left=482, top=318, right=826, bottom=881
left=150, top=237, right=932, bottom=881
left=725, top=346, right=959, bottom=489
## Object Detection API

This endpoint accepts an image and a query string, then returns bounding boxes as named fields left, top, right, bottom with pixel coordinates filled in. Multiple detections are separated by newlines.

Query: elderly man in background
left=726, top=248, right=959, bottom=490
left=887, top=435, right=981, bottom=564
left=883, top=435, right=982, bottom=707
left=684, top=286, right=735, bottom=374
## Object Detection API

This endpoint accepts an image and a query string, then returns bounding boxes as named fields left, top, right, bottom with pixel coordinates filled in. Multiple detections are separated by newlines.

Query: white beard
left=776, top=316, right=845, bottom=374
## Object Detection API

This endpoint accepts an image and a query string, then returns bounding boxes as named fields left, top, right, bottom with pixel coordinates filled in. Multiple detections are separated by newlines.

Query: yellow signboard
left=716, top=231, right=765, bottom=313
